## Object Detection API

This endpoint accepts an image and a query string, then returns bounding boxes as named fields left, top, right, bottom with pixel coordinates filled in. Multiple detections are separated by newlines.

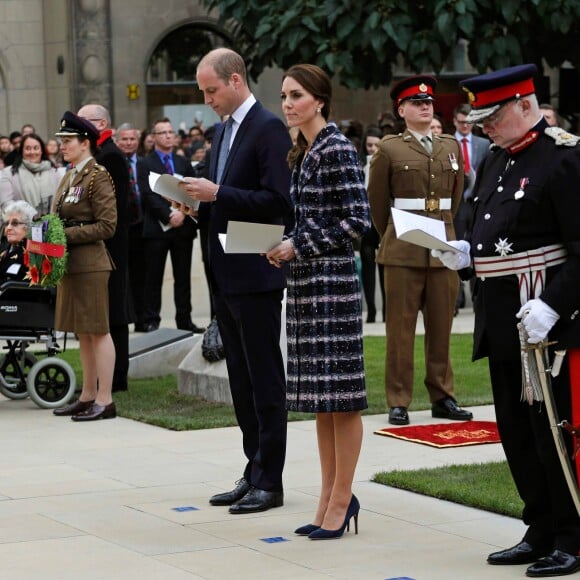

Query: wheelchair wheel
left=0, top=351, right=38, bottom=400
left=27, top=357, right=76, bottom=409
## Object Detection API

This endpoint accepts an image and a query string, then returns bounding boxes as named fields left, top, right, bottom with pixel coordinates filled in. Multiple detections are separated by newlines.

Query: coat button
left=572, top=310, right=579, bottom=320
left=497, top=186, right=504, bottom=192
left=484, top=213, right=491, bottom=220
left=476, top=243, right=483, bottom=250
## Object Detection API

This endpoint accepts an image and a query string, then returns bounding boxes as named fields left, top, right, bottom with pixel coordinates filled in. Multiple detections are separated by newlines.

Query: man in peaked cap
left=368, top=75, right=473, bottom=427
left=433, top=64, right=580, bottom=577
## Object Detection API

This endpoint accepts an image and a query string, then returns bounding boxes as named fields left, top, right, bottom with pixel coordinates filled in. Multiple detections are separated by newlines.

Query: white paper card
left=219, top=221, right=284, bottom=254
left=31, top=225, right=43, bottom=243
left=391, top=207, right=463, bottom=253
left=6, top=264, right=20, bottom=275
left=148, top=172, right=200, bottom=210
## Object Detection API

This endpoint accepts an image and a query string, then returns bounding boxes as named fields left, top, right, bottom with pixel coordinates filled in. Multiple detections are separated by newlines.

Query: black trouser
left=215, top=289, right=287, bottom=491
left=143, top=236, right=193, bottom=327
left=489, top=357, right=580, bottom=553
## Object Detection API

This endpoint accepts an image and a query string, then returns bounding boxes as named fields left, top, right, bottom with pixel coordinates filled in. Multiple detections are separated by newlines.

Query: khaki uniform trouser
left=384, top=265, right=459, bottom=408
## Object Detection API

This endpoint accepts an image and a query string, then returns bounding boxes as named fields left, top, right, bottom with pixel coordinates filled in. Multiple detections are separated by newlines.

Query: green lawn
left=55, top=334, right=493, bottom=430
left=373, top=461, right=523, bottom=518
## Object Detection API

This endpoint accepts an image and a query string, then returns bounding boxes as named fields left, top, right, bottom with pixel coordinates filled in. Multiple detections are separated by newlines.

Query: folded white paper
left=219, top=221, right=284, bottom=254
left=148, top=172, right=200, bottom=210
left=391, top=207, right=463, bottom=253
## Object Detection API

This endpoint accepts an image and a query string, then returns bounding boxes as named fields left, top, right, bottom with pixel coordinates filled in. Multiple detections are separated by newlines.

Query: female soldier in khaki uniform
left=51, top=111, right=118, bottom=421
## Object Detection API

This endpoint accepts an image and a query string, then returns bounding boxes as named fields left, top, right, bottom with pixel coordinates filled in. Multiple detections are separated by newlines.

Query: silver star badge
left=494, top=238, right=513, bottom=256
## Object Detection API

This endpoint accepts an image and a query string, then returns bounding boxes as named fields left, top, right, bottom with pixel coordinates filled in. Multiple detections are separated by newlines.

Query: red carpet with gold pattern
left=374, top=420, right=501, bottom=448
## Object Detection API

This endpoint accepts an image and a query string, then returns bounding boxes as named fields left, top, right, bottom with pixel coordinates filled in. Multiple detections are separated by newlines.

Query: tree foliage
left=201, top=0, right=580, bottom=89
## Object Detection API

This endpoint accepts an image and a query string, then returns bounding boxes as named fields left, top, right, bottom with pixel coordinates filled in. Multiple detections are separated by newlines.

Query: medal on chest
left=514, top=177, right=529, bottom=200
left=448, top=153, right=459, bottom=171
left=64, top=186, right=83, bottom=204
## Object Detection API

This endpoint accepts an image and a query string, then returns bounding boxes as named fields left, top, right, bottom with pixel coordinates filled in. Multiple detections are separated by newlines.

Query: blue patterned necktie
left=163, top=153, right=173, bottom=175
left=216, top=117, right=234, bottom=184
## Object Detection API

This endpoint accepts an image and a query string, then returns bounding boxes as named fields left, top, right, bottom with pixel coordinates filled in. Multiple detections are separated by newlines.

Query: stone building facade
left=0, top=0, right=573, bottom=140
left=0, top=0, right=387, bottom=139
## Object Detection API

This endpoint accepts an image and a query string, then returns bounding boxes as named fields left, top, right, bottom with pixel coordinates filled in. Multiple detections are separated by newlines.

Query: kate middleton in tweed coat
left=268, top=64, right=370, bottom=539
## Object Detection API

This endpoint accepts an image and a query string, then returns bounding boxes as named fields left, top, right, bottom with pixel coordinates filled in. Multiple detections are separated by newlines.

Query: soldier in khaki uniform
left=368, top=75, right=473, bottom=425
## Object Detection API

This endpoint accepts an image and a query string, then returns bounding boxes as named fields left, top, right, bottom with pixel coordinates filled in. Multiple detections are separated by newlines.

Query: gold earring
left=316, top=107, right=322, bottom=113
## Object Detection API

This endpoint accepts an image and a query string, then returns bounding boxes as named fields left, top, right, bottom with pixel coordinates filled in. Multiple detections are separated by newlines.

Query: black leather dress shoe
left=134, top=323, right=148, bottom=333
left=388, top=407, right=409, bottom=425
left=145, top=323, right=159, bottom=332
left=177, top=322, right=206, bottom=333
left=431, top=396, right=473, bottom=421
left=488, top=541, right=549, bottom=565
left=526, top=549, right=580, bottom=577
left=209, top=478, right=251, bottom=506
left=53, top=399, right=95, bottom=416
left=228, top=487, right=284, bottom=514
left=71, top=402, right=117, bottom=422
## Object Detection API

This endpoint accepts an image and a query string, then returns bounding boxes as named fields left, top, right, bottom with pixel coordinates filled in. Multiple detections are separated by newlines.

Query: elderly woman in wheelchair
left=0, top=200, right=76, bottom=409
left=0, top=200, right=36, bottom=282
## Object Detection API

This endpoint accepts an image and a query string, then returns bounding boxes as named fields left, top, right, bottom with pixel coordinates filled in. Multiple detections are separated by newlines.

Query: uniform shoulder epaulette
left=382, top=134, right=401, bottom=141
left=436, top=133, right=456, bottom=141
left=94, top=163, right=107, bottom=171
left=545, top=126, right=580, bottom=147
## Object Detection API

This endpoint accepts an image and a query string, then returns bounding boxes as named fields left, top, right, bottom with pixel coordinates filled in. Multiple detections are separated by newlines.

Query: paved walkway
left=0, top=259, right=530, bottom=578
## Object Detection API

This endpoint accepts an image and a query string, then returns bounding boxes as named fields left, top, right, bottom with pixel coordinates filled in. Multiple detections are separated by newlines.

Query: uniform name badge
left=448, top=153, right=459, bottom=171
left=515, top=177, right=529, bottom=200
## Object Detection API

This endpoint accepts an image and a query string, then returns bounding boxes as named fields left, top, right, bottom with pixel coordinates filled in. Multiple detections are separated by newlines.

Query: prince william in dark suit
left=180, top=48, right=292, bottom=514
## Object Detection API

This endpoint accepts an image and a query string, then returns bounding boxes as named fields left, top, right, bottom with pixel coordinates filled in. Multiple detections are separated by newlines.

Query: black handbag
left=201, top=317, right=225, bottom=362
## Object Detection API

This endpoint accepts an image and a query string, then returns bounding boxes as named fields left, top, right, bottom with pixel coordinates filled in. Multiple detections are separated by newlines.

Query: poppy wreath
left=23, top=214, right=67, bottom=287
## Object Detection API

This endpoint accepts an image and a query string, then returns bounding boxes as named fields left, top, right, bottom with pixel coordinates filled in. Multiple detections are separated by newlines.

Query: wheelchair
left=0, top=281, right=76, bottom=409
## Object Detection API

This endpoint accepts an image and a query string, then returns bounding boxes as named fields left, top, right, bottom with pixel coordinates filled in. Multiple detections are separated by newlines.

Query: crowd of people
left=0, top=48, right=579, bottom=577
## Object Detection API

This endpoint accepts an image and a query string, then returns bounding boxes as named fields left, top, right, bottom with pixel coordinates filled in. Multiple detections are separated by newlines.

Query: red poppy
left=42, top=257, right=52, bottom=275
left=29, top=265, right=39, bottom=284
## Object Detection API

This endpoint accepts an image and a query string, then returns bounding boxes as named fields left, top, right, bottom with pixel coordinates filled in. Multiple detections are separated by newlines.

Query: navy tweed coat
left=287, top=123, right=371, bottom=413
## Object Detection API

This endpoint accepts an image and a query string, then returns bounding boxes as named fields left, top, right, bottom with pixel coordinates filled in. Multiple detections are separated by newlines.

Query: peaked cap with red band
left=390, top=74, right=437, bottom=109
left=459, top=64, right=537, bottom=124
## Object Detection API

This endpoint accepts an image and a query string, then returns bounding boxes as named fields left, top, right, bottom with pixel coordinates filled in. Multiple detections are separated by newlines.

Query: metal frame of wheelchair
left=0, top=281, right=76, bottom=409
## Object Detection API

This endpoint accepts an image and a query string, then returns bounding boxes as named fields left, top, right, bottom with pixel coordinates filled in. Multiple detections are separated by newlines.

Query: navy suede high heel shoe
left=308, top=495, right=360, bottom=540
left=294, top=523, right=320, bottom=535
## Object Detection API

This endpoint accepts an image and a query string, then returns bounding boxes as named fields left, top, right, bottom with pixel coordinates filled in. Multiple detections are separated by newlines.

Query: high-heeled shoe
left=294, top=523, right=320, bottom=536
left=308, top=495, right=360, bottom=540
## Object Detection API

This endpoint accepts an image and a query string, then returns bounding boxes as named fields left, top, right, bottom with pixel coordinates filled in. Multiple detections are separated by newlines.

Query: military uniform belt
left=474, top=244, right=567, bottom=279
left=393, top=198, right=451, bottom=211
left=474, top=244, right=567, bottom=304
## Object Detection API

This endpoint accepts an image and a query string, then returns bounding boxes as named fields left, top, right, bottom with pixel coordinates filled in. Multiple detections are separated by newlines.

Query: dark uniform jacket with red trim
left=464, top=118, right=580, bottom=361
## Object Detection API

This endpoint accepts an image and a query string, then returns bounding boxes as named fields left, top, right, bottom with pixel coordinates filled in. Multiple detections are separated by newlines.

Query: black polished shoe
left=144, top=322, right=159, bottom=332
left=177, top=321, right=206, bottom=333
left=209, top=478, right=251, bottom=506
left=388, top=406, right=409, bottom=425
left=431, top=396, right=473, bottom=421
left=488, top=541, right=550, bottom=566
left=71, top=402, right=116, bottom=422
left=134, top=323, right=148, bottom=333
left=228, top=487, right=283, bottom=514
left=526, top=549, right=580, bottom=577
left=53, top=398, right=95, bottom=416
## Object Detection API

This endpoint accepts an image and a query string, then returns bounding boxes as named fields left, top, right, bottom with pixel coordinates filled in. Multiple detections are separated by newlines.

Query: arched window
left=146, top=23, right=231, bottom=129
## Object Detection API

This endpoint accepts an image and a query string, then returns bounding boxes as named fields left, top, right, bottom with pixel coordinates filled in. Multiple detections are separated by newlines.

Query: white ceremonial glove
left=516, top=299, right=560, bottom=344
left=431, top=240, right=471, bottom=270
